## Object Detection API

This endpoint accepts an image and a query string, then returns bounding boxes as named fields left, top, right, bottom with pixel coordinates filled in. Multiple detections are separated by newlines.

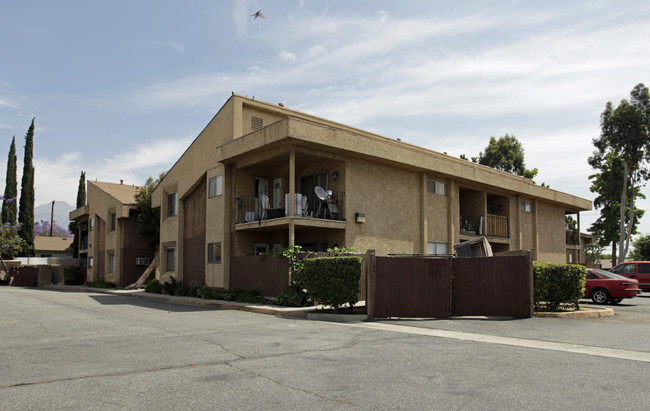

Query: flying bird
left=251, top=10, right=265, bottom=19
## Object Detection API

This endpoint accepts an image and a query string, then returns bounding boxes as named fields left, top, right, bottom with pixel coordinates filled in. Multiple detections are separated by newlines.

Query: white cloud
left=278, top=50, right=297, bottom=61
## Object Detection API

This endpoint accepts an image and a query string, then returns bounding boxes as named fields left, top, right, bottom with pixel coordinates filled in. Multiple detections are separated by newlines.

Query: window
left=427, top=180, right=447, bottom=196
left=427, top=242, right=448, bottom=255
left=612, top=263, right=634, bottom=275
left=251, top=116, right=263, bottom=130
left=89, top=217, right=94, bottom=231
left=88, top=256, right=93, bottom=268
left=110, top=213, right=116, bottom=231
left=109, top=253, right=115, bottom=273
left=166, top=247, right=176, bottom=272
left=207, top=242, right=222, bottom=264
left=167, top=192, right=177, bottom=217
left=640, top=263, right=650, bottom=274
left=521, top=201, right=533, bottom=213
left=208, top=175, right=223, bottom=198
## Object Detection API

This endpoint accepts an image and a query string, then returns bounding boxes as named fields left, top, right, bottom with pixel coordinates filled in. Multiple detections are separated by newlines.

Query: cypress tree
left=69, top=171, right=86, bottom=258
left=18, top=118, right=35, bottom=256
left=2, top=136, right=18, bottom=224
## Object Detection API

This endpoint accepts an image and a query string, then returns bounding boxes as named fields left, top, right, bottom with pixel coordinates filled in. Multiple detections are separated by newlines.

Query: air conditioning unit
left=136, top=257, right=150, bottom=266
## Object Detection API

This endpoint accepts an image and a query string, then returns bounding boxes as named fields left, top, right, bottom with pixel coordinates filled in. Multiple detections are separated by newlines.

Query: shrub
left=144, top=278, right=162, bottom=293
left=174, top=285, right=192, bottom=296
left=302, top=256, right=362, bottom=312
left=163, top=276, right=180, bottom=295
left=274, top=283, right=312, bottom=307
left=63, top=265, right=81, bottom=285
left=87, top=281, right=116, bottom=288
left=533, top=262, right=586, bottom=311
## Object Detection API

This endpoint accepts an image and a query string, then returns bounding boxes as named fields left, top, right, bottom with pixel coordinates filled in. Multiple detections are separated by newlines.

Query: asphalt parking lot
left=2, top=287, right=650, bottom=410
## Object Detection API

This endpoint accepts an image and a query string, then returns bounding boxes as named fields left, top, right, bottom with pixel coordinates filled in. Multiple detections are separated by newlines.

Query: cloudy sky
left=1, top=0, right=649, bottom=237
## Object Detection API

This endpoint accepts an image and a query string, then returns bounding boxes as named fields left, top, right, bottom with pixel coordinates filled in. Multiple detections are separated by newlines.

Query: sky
left=1, top=0, right=649, bottom=239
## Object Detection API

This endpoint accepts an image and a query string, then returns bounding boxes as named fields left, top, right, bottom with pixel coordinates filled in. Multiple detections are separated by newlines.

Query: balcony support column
left=288, top=148, right=296, bottom=245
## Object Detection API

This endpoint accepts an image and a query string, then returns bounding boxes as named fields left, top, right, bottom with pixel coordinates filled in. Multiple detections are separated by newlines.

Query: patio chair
left=326, top=197, right=340, bottom=220
left=302, top=195, right=309, bottom=216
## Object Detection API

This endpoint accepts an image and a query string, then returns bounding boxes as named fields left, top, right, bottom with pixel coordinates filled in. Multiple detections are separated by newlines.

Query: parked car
left=610, top=261, right=650, bottom=291
left=584, top=268, right=641, bottom=304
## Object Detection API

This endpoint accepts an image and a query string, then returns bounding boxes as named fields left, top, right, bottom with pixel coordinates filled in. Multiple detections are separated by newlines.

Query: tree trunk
left=624, top=175, right=636, bottom=259
left=618, top=161, right=630, bottom=264
left=612, top=240, right=617, bottom=267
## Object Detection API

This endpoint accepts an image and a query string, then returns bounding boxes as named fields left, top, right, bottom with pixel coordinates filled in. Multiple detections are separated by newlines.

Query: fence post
left=365, top=250, right=376, bottom=321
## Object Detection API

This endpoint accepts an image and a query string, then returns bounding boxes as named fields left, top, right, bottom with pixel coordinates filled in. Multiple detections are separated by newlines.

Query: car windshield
left=590, top=269, right=628, bottom=280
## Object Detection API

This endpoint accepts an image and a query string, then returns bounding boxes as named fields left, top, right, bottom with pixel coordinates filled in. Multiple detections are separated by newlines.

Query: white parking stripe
left=346, top=322, right=650, bottom=363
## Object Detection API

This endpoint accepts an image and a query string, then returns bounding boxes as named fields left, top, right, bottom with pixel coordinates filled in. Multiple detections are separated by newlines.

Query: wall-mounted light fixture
left=355, top=212, right=365, bottom=223
left=332, top=171, right=338, bottom=181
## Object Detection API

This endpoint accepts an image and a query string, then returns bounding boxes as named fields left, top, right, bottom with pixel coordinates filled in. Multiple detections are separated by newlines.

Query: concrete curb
left=534, top=305, right=615, bottom=319
left=42, top=284, right=314, bottom=319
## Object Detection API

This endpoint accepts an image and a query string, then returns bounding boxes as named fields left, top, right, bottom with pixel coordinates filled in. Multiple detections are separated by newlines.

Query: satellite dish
left=315, top=186, right=328, bottom=201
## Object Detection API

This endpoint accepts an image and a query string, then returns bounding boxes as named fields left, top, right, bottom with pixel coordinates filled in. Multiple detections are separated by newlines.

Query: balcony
left=236, top=188, right=346, bottom=224
left=460, top=214, right=509, bottom=238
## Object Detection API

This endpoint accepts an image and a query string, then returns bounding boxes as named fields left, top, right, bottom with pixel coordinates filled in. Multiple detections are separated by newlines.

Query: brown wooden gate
left=368, top=252, right=532, bottom=319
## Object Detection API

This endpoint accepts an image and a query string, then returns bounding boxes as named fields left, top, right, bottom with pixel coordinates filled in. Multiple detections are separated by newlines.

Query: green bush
left=87, top=281, right=116, bottom=288
left=274, top=283, right=312, bottom=307
left=63, top=266, right=81, bottom=285
left=163, top=276, right=180, bottom=295
left=302, top=256, right=362, bottom=312
left=174, top=285, right=193, bottom=296
left=144, top=278, right=162, bottom=293
left=533, top=262, right=586, bottom=311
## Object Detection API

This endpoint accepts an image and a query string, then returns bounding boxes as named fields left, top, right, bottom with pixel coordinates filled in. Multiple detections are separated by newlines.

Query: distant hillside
left=34, top=201, right=75, bottom=227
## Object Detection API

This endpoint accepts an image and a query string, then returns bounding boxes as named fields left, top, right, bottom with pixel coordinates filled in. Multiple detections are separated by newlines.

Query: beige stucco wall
left=426, top=176, right=450, bottom=247
left=206, top=166, right=226, bottom=288
left=345, top=158, right=421, bottom=255
left=537, top=201, right=566, bottom=263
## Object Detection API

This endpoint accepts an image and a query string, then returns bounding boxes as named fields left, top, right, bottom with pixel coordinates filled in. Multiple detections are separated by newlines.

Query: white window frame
left=208, top=175, right=223, bottom=198
left=521, top=201, right=533, bottom=213
left=167, top=192, right=177, bottom=217
left=427, top=180, right=447, bottom=196
left=166, top=247, right=176, bottom=272
left=207, top=242, right=222, bottom=264
left=427, top=241, right=448, bottom=255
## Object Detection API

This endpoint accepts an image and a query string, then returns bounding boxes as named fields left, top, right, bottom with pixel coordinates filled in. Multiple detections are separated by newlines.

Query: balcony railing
left=461, top=214, right=509, bottom=238
left=236, top=189, right=345, bottom=224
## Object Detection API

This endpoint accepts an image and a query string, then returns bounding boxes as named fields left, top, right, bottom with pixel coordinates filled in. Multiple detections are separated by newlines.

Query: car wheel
left=591, top=289, right=610, bottom=304
left=610, top=298, right=623, bottom=305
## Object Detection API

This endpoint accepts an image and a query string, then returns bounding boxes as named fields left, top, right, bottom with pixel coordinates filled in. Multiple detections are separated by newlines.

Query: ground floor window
left=207, top=242, right=222, bottom=263
left=427, top=242, right=448, bottom=255
left=108, top=253, right=115, bottom=273
left=166, top=247, right=176, bottom=272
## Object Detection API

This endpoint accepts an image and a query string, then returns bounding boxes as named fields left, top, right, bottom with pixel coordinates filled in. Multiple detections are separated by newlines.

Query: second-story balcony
left=236, top=187, right=346, bottom=225
left=460, top=214, right=509, bottom=238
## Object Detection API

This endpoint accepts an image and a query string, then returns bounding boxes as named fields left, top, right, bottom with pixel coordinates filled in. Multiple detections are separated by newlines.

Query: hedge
left=302, top=256, right=362, bottom=312
left=533, top=262, right=586, bottom=311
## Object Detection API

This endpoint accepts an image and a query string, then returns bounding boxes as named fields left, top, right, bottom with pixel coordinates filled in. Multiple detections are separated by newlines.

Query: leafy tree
left=18, top=118, right=35, bottom=256
left=135, top=172, right=166, bottom=249
left=630, top=234, right=650, bottom=261
left=584, top=242, right=606, bottom=265
left=0, top=194, right=24, bottom=275
left=477, top=134, right=538, bottom=180
left=2, top=137, right=17, bottom=224
left=69, top=171, right=86, bottom=258
left=591, top=83, right=650, bottom=264
left=34, top=220, right=72, bottom=237
left=588, top=152, right=645, bottom=265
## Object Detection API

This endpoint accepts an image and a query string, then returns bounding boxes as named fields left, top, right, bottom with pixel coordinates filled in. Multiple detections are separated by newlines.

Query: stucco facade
left=70, top=181, right=155, bottom=287
left=152, top=94, right=592, bottom=289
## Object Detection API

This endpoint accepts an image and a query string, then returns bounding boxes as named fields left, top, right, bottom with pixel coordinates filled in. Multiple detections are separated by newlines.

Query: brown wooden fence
left=368, top=251, right=533, bottom=319
left=231, top=252, right=367, bottom=299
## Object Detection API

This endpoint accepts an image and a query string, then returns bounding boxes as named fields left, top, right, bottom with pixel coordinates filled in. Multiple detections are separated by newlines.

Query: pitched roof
left=34, top=236, right=74, bottom=252
left=89, top=181, right=140, bottom=205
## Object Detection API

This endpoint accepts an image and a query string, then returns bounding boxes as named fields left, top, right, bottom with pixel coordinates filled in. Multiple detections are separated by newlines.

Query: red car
left=584, top=268, right=641, bottom=304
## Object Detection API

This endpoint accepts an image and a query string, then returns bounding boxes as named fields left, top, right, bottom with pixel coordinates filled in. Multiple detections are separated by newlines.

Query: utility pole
left=50, top=200, right=55, bottom=237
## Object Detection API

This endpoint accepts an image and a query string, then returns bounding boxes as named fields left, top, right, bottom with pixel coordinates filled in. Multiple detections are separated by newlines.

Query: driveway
left=1, top=287, right=650, bottom=410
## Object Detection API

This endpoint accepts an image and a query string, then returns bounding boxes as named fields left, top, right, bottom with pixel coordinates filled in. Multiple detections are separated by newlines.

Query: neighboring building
left=34, top=236, right=74, bottom=258
left=566, top=231, right=593, bottom=264
left=70, top=181, right=155, bottom=287
left=151, top=94, right=592, bottom=290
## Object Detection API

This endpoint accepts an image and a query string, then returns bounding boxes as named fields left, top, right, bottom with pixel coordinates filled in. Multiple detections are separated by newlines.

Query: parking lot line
left=346, top=322, right=650, bottom=363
